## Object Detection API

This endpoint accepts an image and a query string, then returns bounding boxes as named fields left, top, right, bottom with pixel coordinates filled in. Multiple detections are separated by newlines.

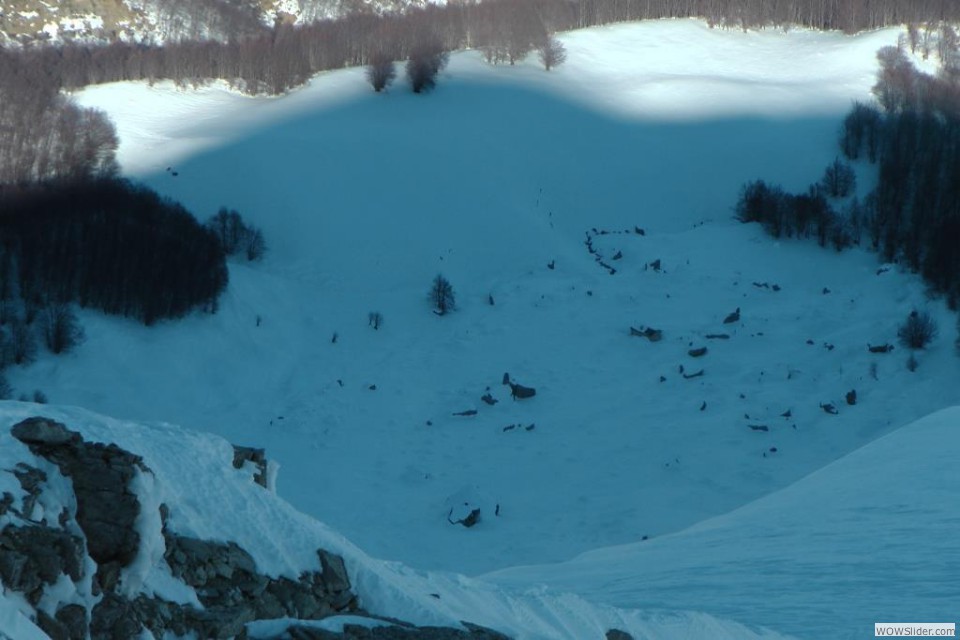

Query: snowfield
left=488, top=405, right=960, bottom=639
left=1, top=17, right=947, bottom=638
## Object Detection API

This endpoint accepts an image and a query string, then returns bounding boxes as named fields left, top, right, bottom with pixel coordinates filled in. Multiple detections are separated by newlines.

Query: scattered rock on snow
left=722, top=307, right=741, bottom=324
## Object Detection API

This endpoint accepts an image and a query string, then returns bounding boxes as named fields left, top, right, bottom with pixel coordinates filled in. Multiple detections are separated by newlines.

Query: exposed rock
left=502, top=374, right=536, bottom=400
left=11, top=417, right=79, bottom=447
left=630, top=326, right=662, bottom=342
left=688, top=346, right=708, bottom=358
left=12, top=463, right=46, bottom=521
left=868, top=343, right=894, bottom=353
left=232, top=445, right=269, bottom=488
left=38, top=609, right=71, bottom=640
left=287, top=620, right=512, bottom=639
left=90, top=593, right=142, bottom=640
left=748, top=424, right=769, bottom=432
left=11, top=417, right=144, bottom=569
left=55, top=604, right=87, bottom=640
left=723, top=307, right=741, bottom=324
left=452, top=410, right=478, bottom=417
left=318, top=549, right=352, bottom=595
left=480, top=393, right=498, bottom=406
left=448, top=508, right=481, bottom=528
left=606, top=630, right=634, bottom=640
left=846, top=389, right=857, bottom=406
left=0, top=524, right=85, bottom=603
left=507, top=383, right=536, bottom=400
left=1, top=417, right=487, bottom=640
left=821, top=402, right=839, bottom=415
left=164, top=532, right=356, bottom=623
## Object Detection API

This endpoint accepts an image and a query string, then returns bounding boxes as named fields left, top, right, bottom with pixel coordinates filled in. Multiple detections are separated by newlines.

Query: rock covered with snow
left=1, top=415, right=368, bottom=638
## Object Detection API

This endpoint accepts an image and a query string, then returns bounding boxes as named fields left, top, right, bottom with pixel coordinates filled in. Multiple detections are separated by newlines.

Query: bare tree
left=39, top=302, right=85, bottom=355
left=430, top=274, right=455, bottom=315
left=406, top=39, right=449, bottom=93
left=8, top=318, right=36, bottom=365
left=538, top=37, right=567, bottom=71
left=898, top=310, right=938, bottom=349
left=820, top=158, right=856, bottom=198
left=244, top=228, right=267, bottom=261
left=367, top=51, right=397, bottom=92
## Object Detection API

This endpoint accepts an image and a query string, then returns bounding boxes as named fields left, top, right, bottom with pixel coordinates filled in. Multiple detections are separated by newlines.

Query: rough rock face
left=162, top=532, right=358, bottom=625
left=4, top=417, right=362, bottom=639
left=0, top=524, right=85, bottom=604
left=12, top=416, right=145, bottom=578
left=233, top=444, right=270, bottom=488
left=2, top=416, right=512, bottom=640
left=286, top=621, right=513, bottom=639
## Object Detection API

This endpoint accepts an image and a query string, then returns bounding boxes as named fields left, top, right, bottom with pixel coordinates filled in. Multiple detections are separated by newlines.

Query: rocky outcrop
left=233, top=445, right=270, bottom=488
left=0, top=523, right=85, bottom=604
left=4, top=417, right=362, bottom=639
left=2, top=416, right=510, bottom=640
left=162, top=533, right=358, bottom=625
left=285, top=620, right=512, bottom=639
left=12, top=416, right=144, bottom=576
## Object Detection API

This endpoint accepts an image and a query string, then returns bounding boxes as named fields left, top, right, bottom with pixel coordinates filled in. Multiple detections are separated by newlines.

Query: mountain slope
left=487, top=406, right=960, bottom=640
left=53, top=21, right=960, bottom=578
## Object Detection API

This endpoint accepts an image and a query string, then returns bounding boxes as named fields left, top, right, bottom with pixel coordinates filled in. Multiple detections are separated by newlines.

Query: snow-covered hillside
left=488, top=405, right=960, bottom=640
left=56, top=20, right=960, bottom=582
left=0, top=403, right=790, bottom=640
left=43, top=17, right=956, bottom=591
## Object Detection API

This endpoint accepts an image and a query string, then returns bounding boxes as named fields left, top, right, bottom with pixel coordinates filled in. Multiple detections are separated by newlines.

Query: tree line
left=0, top=178, right=229, bottom=325
left=8, top=0, right=960, bottom=98
left=0, top=49, right=118, bottom=185
left=737, top=42, right=960, bottom=308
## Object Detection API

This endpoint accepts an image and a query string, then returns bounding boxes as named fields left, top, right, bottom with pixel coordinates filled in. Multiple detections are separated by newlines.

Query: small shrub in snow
left=0, top=375, right=11, bottom=400
left=898, top=310, right=938, bottom=349
left=368, top=311, right=383, bottom=330
left=32, top=390, right=47, bottom=404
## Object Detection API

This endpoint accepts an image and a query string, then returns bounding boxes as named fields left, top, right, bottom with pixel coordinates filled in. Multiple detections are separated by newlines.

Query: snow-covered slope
left=487, top=406, right=960, bottom=640
left=45, top=20, right=958, bottom=585
left=0, top=402, right=790, bottom=640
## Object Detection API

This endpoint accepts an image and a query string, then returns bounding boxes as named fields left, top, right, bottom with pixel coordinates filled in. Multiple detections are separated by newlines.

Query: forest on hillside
left=737, top=42, right=960, bottom=309
left=1, top=0, right=959, bottom=346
